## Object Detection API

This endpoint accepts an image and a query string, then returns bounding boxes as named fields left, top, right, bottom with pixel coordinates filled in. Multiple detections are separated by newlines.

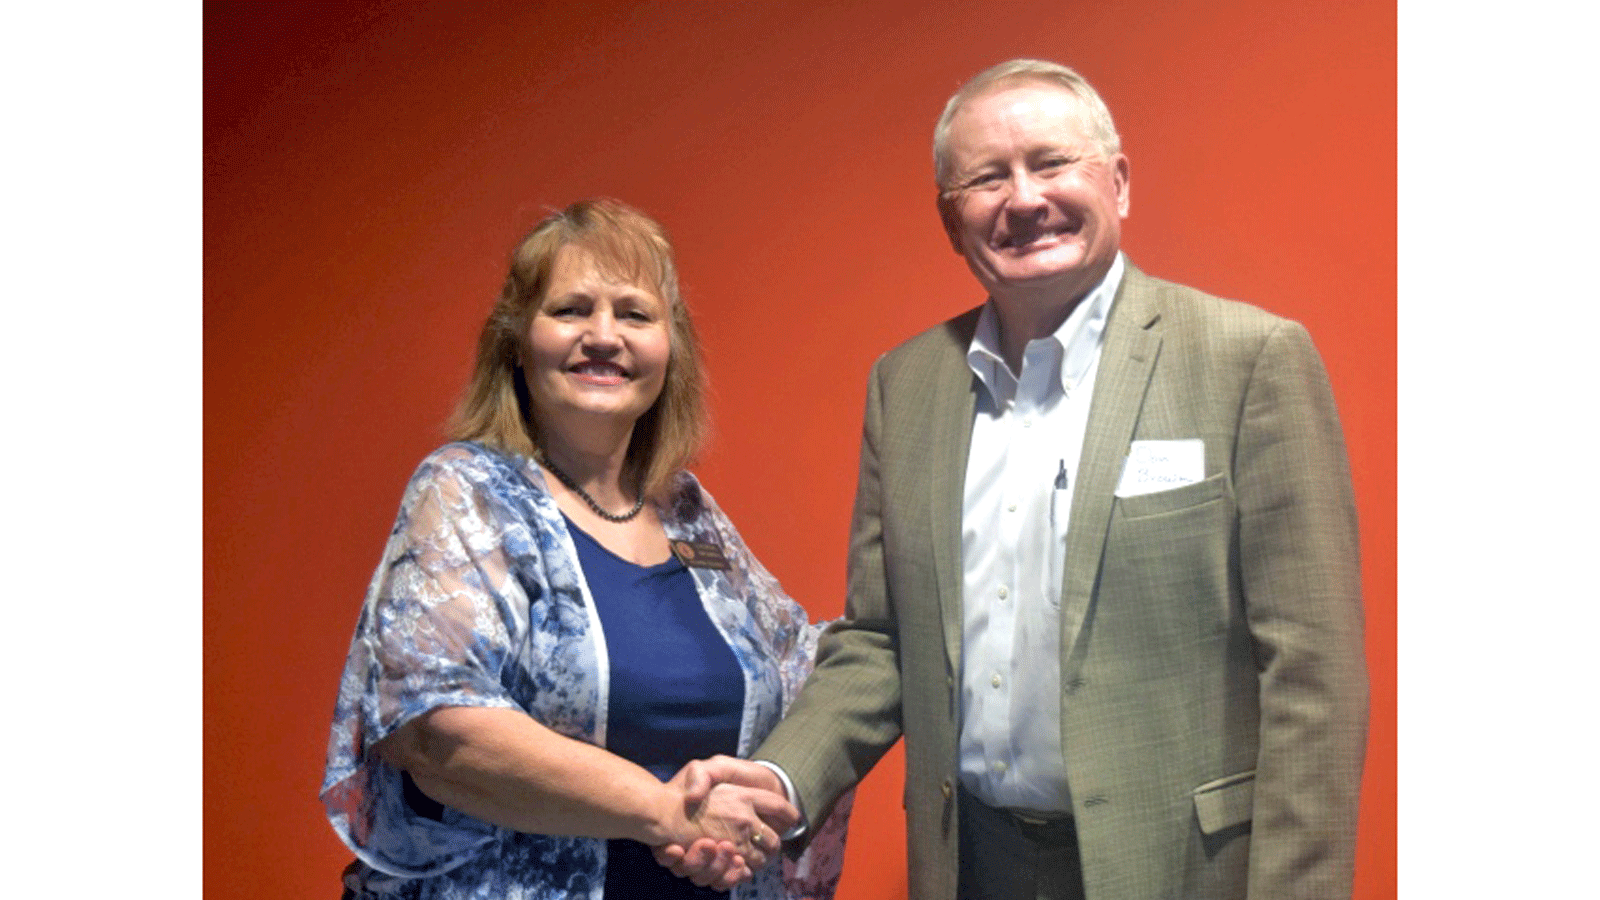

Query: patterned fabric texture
left=322, top=442, right=851, bottom=900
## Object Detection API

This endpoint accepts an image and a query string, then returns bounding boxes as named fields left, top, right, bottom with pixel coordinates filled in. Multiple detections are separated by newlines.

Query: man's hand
left=652, top=756, right=794, bottom=888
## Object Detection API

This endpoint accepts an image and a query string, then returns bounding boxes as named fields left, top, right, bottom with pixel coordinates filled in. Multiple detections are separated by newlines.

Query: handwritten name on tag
left=1115, top=439, right=1204, bottom=498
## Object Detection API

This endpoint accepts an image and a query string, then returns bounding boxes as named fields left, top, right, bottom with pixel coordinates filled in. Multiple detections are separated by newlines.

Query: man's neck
left=987, top=256, right=1118, bottom=374
left=991, top=297, right=1075, bottom=375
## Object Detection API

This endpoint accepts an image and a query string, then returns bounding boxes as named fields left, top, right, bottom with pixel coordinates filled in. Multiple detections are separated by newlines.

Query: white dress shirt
left=958, top=253, right=1123, bottom=813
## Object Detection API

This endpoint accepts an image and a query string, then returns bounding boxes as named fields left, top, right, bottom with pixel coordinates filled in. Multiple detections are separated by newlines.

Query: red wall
left=204, top=2, right=1394, bottom=897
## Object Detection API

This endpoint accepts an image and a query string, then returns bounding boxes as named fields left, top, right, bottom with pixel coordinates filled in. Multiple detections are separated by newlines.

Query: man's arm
left=1235, top=321, right=1369, bottom=898
left=753, top=356, right=906, bottom=832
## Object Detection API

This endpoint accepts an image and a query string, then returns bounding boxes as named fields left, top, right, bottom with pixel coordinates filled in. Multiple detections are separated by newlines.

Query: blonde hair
left=447, top=198, right=707, bottom=499
left=933, top=58, right=1122, bottom=189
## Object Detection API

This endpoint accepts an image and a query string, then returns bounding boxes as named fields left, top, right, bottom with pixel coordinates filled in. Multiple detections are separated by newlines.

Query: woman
left=322, top=199, right=849, bottom=900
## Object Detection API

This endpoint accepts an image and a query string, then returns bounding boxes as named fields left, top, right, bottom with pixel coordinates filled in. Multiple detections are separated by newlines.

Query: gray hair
left=933, top=59, right=1122, bottom=189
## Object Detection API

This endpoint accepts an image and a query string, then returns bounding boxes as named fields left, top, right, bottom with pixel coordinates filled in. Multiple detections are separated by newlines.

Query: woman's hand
left=653, top=756, right=797, bottom=888
left=693, top=780, right=797, bottom=860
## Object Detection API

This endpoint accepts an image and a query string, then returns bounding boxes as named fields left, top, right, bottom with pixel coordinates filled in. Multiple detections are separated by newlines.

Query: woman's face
left=522, top=245, right=671, bottom=439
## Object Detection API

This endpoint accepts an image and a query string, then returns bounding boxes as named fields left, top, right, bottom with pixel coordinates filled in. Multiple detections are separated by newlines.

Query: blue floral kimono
left=322, top=443, right=850, bottom=900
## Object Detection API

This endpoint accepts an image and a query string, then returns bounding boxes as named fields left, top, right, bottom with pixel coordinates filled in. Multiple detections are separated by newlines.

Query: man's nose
left=1003, top=170, right=1046, bottom=211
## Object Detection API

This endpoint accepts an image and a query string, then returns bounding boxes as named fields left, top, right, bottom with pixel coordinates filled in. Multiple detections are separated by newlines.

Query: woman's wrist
left=637, top=781, right=691, bottom=846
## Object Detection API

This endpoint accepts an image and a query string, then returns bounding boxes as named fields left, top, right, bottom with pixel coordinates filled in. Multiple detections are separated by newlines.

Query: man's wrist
left=752, top=759, right=808, bottom=840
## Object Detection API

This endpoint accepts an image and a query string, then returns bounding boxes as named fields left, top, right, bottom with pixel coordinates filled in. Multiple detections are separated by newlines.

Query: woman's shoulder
left=660, top=469, right=713, bottom=522
left=660, top=473, right=762, bottom=560
left=397, top=442, right=549, bottom=510
left=410, top=442, right=534, bottom=483
left=417, top=440, right=519, bottom=470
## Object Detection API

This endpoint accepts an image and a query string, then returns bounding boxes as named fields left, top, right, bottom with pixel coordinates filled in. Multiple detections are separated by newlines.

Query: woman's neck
left=539, top=430, right=635, bottom=508
left=539, top=426, right=669, bottom=567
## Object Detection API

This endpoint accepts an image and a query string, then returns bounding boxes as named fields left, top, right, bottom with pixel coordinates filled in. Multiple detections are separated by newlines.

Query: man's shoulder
left=1122, top=265, right=1293, bottom=337
left=874, top=304, right=983, bottom=376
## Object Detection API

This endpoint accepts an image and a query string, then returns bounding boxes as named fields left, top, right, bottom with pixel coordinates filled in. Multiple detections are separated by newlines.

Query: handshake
left=651, top=754, right=799, bottom=890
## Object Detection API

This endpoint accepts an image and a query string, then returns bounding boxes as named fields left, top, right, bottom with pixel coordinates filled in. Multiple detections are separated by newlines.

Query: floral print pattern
left=323, top=443, right=851, bottom=900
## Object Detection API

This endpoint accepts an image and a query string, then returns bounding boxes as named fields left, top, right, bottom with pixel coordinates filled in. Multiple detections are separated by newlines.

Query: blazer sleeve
left=1236, top=321, right=1369, bottom=898
left=754, top=356, right=906, bottom=839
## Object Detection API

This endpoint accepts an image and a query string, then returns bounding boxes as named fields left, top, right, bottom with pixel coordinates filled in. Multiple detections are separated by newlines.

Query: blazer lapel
left=927, top=315, right=979, bottom=673
left=1059, top=267, right=1164, bottom=665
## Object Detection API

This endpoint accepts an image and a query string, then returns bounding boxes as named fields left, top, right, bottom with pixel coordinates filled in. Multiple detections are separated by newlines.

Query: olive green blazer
left=757, top=263, right=1368, bottom=900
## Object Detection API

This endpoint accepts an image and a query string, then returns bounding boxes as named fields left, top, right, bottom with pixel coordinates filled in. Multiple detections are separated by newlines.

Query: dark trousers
left=957, top=790, right=1086, bottom=900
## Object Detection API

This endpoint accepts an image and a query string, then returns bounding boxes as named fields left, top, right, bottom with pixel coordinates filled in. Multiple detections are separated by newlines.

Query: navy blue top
left=566, top=517, right=744, bottom=900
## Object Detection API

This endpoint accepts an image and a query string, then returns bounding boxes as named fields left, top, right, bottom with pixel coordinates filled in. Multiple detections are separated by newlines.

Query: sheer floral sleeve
left=321, top=447, right=530, bottom=877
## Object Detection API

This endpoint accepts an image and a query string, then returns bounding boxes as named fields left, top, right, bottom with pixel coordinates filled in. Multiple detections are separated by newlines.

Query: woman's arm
left=376, top=705, right=797, bottom=873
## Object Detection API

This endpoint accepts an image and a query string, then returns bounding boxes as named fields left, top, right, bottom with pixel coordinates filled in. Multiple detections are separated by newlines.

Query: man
left=669, top=58, right=1368, bottom=900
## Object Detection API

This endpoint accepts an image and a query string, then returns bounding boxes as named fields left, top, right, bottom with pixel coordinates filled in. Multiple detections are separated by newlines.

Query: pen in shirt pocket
left=1049, top=459, right=1069, bottom=527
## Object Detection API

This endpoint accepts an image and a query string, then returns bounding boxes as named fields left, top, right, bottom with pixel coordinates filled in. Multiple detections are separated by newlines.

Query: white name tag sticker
left=1115, top=439, right=1205, bottom=497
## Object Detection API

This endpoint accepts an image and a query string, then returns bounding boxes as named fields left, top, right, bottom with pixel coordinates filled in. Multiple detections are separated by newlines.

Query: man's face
left=938, top=80, right=1130, bottom=304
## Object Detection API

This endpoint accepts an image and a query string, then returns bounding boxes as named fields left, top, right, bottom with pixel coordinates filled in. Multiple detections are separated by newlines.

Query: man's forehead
left=948, top=86, right=1095, bottom=152
left=960, top=76, right=1081, bottom=113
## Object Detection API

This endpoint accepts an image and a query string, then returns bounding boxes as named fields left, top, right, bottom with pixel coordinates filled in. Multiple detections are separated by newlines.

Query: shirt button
left=991, top=673, right=1003, bottom=688
left=1007, top=503, right=1017, bottom=513
left=1023, top=417, right=1034, bottom=428
left=992, top=760, right=1008, bottom=774
left=997, top=586, right=1009, bottom=599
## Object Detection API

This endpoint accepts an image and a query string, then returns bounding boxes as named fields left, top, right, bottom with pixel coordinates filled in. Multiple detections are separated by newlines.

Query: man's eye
left=965, top=173, right=1003, bottom=190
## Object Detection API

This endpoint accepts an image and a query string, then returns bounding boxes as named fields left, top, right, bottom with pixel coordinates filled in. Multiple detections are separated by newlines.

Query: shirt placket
left=980, top=392, right=1024, bottom=785
left=1013, top=353, right=1060, bottom=797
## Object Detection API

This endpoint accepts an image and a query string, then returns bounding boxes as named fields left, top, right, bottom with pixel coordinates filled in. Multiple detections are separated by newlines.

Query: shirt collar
left=967, top=252, right=1125, bottom=401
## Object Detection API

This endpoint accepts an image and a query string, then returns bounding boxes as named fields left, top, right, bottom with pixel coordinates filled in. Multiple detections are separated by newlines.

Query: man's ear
left=937, top=192, right=965, bottom=254
left=1112, top=153, right=1131, bottom=218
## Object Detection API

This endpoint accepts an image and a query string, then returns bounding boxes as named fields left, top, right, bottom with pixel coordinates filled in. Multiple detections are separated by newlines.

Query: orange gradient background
left=205, top=2, right=1395, bottom=897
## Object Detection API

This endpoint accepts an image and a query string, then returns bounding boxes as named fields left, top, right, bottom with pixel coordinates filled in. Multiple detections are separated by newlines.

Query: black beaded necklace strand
left=541, top=457, right=647, bottom=523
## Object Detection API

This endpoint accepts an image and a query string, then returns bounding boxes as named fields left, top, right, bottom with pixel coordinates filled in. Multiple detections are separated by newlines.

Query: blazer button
left=942, top=779, right=953, bottom=800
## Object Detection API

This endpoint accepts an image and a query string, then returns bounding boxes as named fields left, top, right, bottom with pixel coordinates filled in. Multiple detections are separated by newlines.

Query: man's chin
left=983, top=247, right=1089, bottom=281
left=980, top=258, right=1120, bottom=308
left=983, top=263, right=1089, bottom=294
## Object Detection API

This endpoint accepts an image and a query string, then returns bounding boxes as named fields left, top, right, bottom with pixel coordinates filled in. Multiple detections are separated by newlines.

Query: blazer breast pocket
left=1191, top=770, right=1254, bottom=835
left=1115, top=471, right=1229, bottom=519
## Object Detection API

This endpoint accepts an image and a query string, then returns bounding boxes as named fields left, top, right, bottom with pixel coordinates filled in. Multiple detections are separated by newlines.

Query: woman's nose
left=582, top=310, right=622, bottom=351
